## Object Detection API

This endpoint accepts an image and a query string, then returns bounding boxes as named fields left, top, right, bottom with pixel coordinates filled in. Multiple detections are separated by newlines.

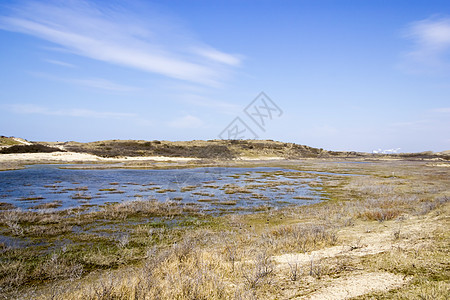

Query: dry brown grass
left=2, top=160, right=448, bottom=299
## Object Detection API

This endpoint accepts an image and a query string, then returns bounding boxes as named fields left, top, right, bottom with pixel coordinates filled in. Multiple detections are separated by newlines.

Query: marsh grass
left=98, top=188, right=116, bottom=192
left=18, top=196, right=45, bottom=201
left=224, top=184, right=252, bottom=194
left=0, top=202, right=16, bottom=210
left=30, top=201, right=62, bottom=209
left=70, top=192, right=92, bottom=200
left=192, top=191, right=216, bottom=197
left=1, top=160, right=448, bottom=299
left=180, top=185, right=198, bottom=192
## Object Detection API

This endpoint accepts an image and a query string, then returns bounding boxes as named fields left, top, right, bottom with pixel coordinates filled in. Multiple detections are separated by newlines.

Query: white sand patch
left=12, top=138, right=32, bottom=145
left=0, top=152, right=197, bottom=163
left=239, top=156, right=285, bottom=160
left=0, top=152, right=104, bottom=162
left=427, top=163, right=450, bottom=167
left=299, top=272, right=407, bottom=300
left=0, top=152, right=292, bottom=164
left=119, top=156, right=197, bottom=161
left=273, top=243, right=391, bottom=267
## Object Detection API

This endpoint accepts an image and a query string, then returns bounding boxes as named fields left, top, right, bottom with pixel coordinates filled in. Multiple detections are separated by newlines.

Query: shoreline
left=1, top=151, right=449, bottom=172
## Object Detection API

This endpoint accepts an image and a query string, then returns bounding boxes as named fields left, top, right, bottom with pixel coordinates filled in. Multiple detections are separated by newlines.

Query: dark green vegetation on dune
left=0, top=144, right=65, bottom=154
left=58, top=139, right=450, bottom=160
left=49, top=139, right=367, bottom=159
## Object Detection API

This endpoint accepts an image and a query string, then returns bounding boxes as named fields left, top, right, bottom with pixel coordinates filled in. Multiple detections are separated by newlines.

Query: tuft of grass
left=30, top=201, right=62, bottom=209
left=99, top=188, right=116, bottom=192
left=0, top=202, right=16, bottom=210
left=71, top=192, right=92, bottom=200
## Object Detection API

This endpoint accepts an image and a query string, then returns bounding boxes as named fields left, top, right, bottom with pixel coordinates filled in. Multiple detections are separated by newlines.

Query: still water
left=0, top=165, right=324, bottom=212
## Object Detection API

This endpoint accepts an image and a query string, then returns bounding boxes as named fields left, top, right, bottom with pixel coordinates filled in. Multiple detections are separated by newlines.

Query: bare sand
left=271, top=211, right=445, bottom=299
left=0, top=151, right=288, bottom=165
left=0, top=151, right=198, bottom=163
left=299, top=272, right=407, bottom=300
left=239, top=156, right=285, bottom=160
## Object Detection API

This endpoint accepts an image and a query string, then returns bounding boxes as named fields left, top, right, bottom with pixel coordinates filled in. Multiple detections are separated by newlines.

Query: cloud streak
left=8, top=104, right=136, bottom=119
left=432, top=107, right=450, bottom=113
left=168, top=115, right=204, bottom=129
left=29, top=71, right=139, bottom=92
left=44, top=59, right=76, bottom=68
left=401, top=16, right=450, bottom=74
left=0, top=0, right=241, bottom=86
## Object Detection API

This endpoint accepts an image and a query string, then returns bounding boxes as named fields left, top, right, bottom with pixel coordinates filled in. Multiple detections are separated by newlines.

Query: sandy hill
left=1, top=136, right=449, bottom=160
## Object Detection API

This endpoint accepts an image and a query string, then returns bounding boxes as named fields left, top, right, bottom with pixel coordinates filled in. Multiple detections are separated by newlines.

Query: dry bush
left=0, top=259, right=27, bottom=289
left=97, top=199, right=189, bottom=220
left=35, top=253, right=83, bottom=281
left=44, top=241, right=232, bottom=300
left=416, top=196, right=449, bottom=215
left=242, top=250, right=274, bottom=289
left=0, top=252, right=83, bottom=293
left=24, top=224, right=73, bottom=237
left=265, top=224, right=337, bottom=253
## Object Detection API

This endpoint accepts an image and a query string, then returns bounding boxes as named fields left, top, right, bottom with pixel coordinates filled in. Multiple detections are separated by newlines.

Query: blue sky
left=0, top=0, right=449, bottom=152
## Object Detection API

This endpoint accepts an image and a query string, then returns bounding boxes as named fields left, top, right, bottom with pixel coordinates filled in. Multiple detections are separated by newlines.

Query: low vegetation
left=0, top=136, right=21, bottom=147
left=0, top=159, right=448, bottom=299
left=43, top=139, right=450, bottom=160
left=0, top=144, right=64, bottom=154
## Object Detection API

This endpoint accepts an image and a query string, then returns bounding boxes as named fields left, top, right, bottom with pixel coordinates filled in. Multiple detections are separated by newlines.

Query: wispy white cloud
left=44, top=59, right=76, bottom=68
left=391, top=119, right=431, bottom=127
left=400, top=16, right=450, bottom=74
left=29, top=71, right=139, bottom=92
left=180, top=94, right=242, bottom=115
left=69, top=78, right=138, bottom=92
left=192, top=47, right=242, bottom=66
left=168, top=115, right=204, bottom=129
left=8, top=104, right=136, bottom=119
left=432, top=107, right=450, bottom=113
left=0, top=0, right=242, bottom=86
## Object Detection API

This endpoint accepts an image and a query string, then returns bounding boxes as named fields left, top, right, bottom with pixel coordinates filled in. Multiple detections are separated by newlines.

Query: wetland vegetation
left=0, top=158, right=448, bottom=299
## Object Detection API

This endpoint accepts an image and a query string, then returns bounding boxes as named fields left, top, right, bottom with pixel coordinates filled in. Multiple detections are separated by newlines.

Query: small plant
left=117, top=234, right=130, bottom=248
left=288, top=261, right=300, bottom=281
left=71, top=192, right=92, bottom=200
left=7, top=221, right=24, bottom=236
left=242, top=250, right=274, bottom=289
left=309, top=256, right=322, bottom=278
left=224, top=244, right=238, bottom=272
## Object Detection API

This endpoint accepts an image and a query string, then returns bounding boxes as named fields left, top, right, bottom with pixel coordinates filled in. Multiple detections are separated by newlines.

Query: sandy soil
left=272, top=212, right=442, bottom=299
left=12, top=137, right=32, bottom=145
left=239, top=156, right=285, bottom=161
left=300, top=272, right=407, bottom=300
left=0, top=151, right=198, bottom=163
left=0, top=152, right=287, bottom=170
left=427, top=163, right=450, bottom=167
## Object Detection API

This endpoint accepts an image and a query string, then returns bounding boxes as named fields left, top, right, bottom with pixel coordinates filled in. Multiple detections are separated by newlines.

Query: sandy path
left=299, top=272, right=407, bottom=300
left=273, top=243, right=391, bottom=266
left=271, top=214, right=441, bottom=299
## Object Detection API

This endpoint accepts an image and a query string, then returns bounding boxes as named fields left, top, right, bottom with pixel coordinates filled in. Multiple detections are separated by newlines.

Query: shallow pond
left=0, top=165, right=326, bottom=213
